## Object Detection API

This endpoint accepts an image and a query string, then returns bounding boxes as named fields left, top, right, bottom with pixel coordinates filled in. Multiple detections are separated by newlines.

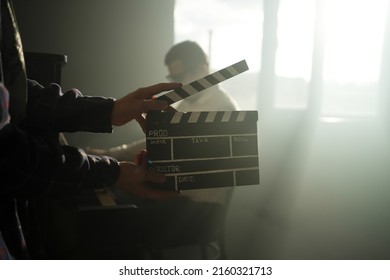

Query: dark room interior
left=7, top=0, right=390, bottom=261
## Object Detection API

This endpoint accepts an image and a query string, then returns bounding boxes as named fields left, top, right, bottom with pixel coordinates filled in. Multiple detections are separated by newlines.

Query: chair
left=24, top=52, right=67, bottom=86
left=137, top=187, right=235, bottom=260
left=47, top=190, right=144, bottom=259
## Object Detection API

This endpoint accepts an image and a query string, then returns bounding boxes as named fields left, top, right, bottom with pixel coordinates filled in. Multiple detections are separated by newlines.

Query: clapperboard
left=146, top=60, right=259, bottom=191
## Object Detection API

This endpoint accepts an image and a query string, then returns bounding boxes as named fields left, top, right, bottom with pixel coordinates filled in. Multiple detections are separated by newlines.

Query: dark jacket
left=0, top=0, right=121, bottom=259
left=1, top=80, right=121, bottom=198
left=0, top=80, right=121, bottom=259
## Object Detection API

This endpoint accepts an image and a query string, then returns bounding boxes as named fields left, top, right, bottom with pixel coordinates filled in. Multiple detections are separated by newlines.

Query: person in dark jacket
left=0, top=0, right=180, bottom=259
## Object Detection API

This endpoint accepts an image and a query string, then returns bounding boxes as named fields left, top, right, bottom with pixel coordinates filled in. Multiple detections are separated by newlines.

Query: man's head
left=164, top=41, right=209, bottom=84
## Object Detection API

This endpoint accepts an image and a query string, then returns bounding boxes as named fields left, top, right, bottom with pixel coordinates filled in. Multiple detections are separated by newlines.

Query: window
left=174, top=0, right=389, bottom=117
left=321, top=0, right=387, bottom=117
left=274, top=0, right=316, bottom=109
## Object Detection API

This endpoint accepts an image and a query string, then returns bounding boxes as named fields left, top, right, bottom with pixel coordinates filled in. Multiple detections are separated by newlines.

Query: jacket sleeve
left=50, top=145, right=121, bottom=197
left=0, top=123, right=121, bottom=198
left=24, top=79, right=115, bottom=133
left=0, top=122, right=60, bottom=197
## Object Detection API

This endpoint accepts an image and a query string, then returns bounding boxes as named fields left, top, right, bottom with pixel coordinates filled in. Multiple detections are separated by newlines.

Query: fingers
left=135, top=106, right=177, bottom=134
left=142, top=99, right=169, bottom=112
left=144, top=170, right=180, bottom=199
left=133, top=152, right=142, bottom=166
left=138, top=149, right=148, bottom=168
left=135, top=116, right=147, bottom=134
left=135, top=82, right=182, bottom=100
left=133, top=151, right=166, bottom=184
left=133, top=149, right=150, bottom=168
left=118, top=156, right=179, bottom=200
left=113, top=82, right=181, bottom=127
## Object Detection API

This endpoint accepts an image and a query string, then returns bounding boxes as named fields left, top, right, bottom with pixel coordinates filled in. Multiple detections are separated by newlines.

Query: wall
left=13, top=0, right=175, bottom=148
left=226, top=111, right=390, bottom=260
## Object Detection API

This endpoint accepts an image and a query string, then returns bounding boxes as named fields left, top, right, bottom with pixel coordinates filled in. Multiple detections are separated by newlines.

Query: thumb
left=146, top=170, right=166, bottom=184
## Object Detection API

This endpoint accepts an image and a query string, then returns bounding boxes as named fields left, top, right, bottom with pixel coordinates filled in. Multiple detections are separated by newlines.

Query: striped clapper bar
left=146, top=110, right=259, bottom=191
left=155, top=59, right=248, bottom=104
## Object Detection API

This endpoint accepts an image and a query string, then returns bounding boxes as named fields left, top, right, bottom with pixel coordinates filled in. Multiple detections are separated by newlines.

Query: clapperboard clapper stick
left=155, top=59, right=249, bottom=105
left=146, top=60, right=259, bottom=191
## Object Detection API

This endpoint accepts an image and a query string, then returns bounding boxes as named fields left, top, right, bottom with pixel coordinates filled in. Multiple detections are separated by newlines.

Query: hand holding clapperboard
left=146, top=60, right=259, bottom=191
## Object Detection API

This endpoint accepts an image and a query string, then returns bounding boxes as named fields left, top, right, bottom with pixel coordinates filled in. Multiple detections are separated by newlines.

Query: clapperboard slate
left=146, top=110, right=259, bottom=191
left=146, top=59, right=259, bottom=191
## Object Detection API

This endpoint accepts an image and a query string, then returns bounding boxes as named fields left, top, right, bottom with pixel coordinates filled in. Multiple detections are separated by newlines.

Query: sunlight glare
left=322, top=0, right=388, bottom=84
left=174, top=0, right=263, bottom=72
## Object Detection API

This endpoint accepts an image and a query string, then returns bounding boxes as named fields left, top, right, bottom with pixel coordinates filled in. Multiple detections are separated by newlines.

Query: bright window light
left=323, top=0, right=387, bottom=84
left=274, top=0, right=316, bottom=109
left=174, top=0, right=388, bottom=116
left=275, top=0, right=316, bottom=81
left=322, top=0, right=388, bottom=117
left=174, top=0, right=263, bottom=73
